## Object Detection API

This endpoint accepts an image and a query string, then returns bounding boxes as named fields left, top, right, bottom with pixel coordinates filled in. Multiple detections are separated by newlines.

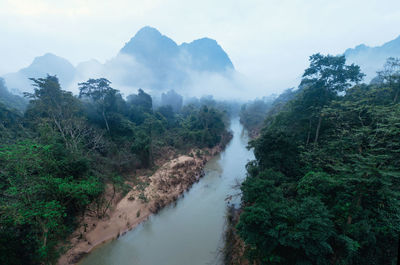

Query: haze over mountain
left=120, top=26, right=234, bottom=72
left=345, top=35, right=400, bottom=82
left=2, top=26, right=239, bottom=98
left=2, top=53, right=76, bottom=93
left=0, top=78, right=27, bottom=112
left=4, top=27, right=400, bottom=100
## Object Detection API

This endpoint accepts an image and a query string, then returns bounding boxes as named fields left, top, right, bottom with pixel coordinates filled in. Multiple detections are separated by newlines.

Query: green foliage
left=238, top=56, right=400, bottom=264
left=0, top=102, right=26, bottom=142
left=78, top=78, right=119, bottom=132
left=376, top=57, right=400, bottom=103
left=0, top=78, right=27, bottom=112
left=24, top=76, right=96, bottom=154
left=127, top=88, right=153, bottom=113
left=0, top=74, right=229, bottom=264
left=240, top=89, right=299, bottom=134
left=180, top=105, right=226, bottom=148
left=160, top=89, right=183, bottom=112
left=301, top=53, right=365, bottom=93
left=240, top=99, right=273, bottom=133
left=0, top=141, right=102, bottom=264
left=131, top=129, right=152, bottom=167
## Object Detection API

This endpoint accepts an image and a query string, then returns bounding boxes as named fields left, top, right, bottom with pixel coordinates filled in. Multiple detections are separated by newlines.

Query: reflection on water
left=79, top=118, right=254, bottom=265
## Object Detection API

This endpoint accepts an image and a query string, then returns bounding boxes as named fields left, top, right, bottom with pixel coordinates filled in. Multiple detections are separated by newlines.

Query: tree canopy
left=0, top=75, right=229, bottom=265
left=237, top=55, right=400, bottom=265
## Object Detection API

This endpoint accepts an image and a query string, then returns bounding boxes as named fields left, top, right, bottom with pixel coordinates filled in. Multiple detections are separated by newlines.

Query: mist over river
left=79, top=118, right=254, bottom=265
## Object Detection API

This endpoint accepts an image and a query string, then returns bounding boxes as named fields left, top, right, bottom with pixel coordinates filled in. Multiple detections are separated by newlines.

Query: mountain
left=115, top=26, right=234, bottom=91
left=3, top=53, right=76, bottom=93
left=118, top=26, right=185, bottom=90
left=0, top=78, right=27, bottom=111
left=120, top=26, right=234, bottom=72
left=120, top=26, right=180, bottom=66
left=344, top=35, right=400, bottom=82
left=180, top=38, right=234, bottom=72
left=2, top=26, right=236, bottom=95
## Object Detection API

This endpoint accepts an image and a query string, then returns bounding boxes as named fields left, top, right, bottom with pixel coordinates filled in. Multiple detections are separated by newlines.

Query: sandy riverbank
left=57, top=143, right=227, bottom=265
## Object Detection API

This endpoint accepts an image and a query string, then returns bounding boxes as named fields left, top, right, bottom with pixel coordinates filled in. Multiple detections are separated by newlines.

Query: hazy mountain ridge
left=2, top=26, right=235, bottom=96
left=0, top=78, right=27, bottom=112
left=120, top=26, right=234, bottom=73
left=180, top=37, right=234, bottom=72
left=116, top=26, right=235, bottom=91
left=3, top=53, right=76, bottom=93
left=344, top=35, right=400, bottom=81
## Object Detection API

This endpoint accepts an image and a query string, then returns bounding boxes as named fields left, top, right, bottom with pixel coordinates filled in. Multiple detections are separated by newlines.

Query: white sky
left=1, top=0, right=400, bottom=95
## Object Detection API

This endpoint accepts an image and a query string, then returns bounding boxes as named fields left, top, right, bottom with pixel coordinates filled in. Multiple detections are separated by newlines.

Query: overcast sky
left=1, top=0, right=400, bottom=95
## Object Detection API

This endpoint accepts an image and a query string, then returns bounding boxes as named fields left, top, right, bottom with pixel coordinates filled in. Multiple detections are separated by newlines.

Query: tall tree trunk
left=394, top=87, right=399, bottom=103
left=314, top=114, right=322, bottom=145
left=347, top=194, right=361, bottom=225
left=43, top=228, right=48, bottom=249
left=102, top=110, right=110, bottom=132
left=306, top=118, right=312, bottom=146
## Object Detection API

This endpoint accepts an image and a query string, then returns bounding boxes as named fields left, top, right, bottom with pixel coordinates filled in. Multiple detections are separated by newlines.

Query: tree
left=127, top=89, right=152, bottom=112
left=78, top=78, right=118, bottom=132
left=239, top=99, right=273, bottom=133
left=24, top=76, right=102, bottom=154
left=237, top=56, right=400, bottom=265
left=0, top=102, right=25, bottom=142
left=181, top=106, right=226, bottom=148
left=301, top=53, right=365, bottom=93
left=161, top=89, right=183, bottom=112
left=157, top=105, right=175, bottom=126
left=0, top=141, right=102, bottom=264
left=300, top=54, right=364, bottom=145
left=0, top=77, right=27, bottom=112
left=0, top=73, right=230, bottom=265
left=377, top=57, right=400, bottom=102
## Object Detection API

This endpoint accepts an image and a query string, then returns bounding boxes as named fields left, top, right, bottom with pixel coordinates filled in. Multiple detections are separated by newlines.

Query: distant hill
left=120, top=26, right=234, bottom=72
left=0, top=78, right=27, bottom=112
left=117, top=26, right=186, bottom=90
left=180, top=37, right=234, bottom=72
left=344, top=35, right=400, bottom=82
left=116, top=26, right=234, bottom=90
left=120, top=26, right=180, bottom=66
left=3, top=53, right=76, bottom=93
left=2, top=27, right=235, bottom=95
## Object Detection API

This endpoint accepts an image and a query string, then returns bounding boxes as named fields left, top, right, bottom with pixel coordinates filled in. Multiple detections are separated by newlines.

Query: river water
left=79, top=118, right=254, bottom=265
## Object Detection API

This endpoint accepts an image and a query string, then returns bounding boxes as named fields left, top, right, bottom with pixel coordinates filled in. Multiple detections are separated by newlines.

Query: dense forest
left=0, top=76, right=229, bottom=265
left=3, top=54, right=400, bottom=265
left=239, top=90, right=298, bottom=136
left=237, top=54, right=400, bottom=264
left=239, top=98, right=273, bottom=136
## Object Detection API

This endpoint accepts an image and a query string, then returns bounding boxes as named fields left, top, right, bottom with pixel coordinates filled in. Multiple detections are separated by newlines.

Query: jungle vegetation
left=0, top=76, right=228, bottom=265
left=237, top=54, right=400, bottom=264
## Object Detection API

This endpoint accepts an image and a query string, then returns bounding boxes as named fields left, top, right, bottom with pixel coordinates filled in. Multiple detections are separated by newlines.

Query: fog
left=70, top=57, right=257, bottom=100
left=1, top=0, right=400, bottom=99
left=73, top=54, right=155, bottom=96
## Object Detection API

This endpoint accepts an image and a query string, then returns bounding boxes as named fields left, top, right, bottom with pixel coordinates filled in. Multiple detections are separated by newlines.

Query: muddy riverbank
left=76, top=119, right=253, bottom=265
left=58, top=139, right=230, bottom=265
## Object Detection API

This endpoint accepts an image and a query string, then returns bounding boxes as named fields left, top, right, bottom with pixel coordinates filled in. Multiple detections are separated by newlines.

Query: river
left=79, top=118, right=254, bottom=265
